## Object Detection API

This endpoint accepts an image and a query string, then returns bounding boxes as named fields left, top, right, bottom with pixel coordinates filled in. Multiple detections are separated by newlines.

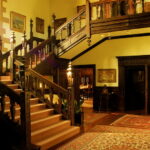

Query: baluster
left=57, top=93, right=62, bottom=114
left=48, top=25, right=51, bottom=39
left=35, top=55, right=37, bottom=66
left=0, top=94, right=5, bottom=113
left=96, top=5, right=99, bottom=19
left=30, top=57, right=32, bottom=68
left=43, top=48, right=46, bottom=60
left=78, top=16, right=81, bottom=30
left=67, top=23, right=72, bottom=37
left=0, top=36, right=2, bottom=75
left=6, top=58, right=8, bottom=73
left=48, top=88, right=53, bottom=108
left=10, top=99, right=15, bottom=121
left=60, top=29, right=63, bottom=41
left=72, top=21, right=75, bottom=34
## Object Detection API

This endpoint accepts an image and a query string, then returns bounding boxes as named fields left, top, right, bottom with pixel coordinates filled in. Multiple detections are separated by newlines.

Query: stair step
left=30, top=103, right=46, bottom=112
left=0, top=80, right=12, bottom=84
left=31, top=109, right=54, bottom=121
left=31, top=114, right=62, bottom=131
left=0, top=76, right=11, bottom=81
left=30, top=98, right=40, bottom=105
left=31, top=120, right=71, bottom=143
left=7, top=84, right=19, bottom=89
left=14, top=89, right=23, bottom=94
left=36, top=126, right=80, bottom=150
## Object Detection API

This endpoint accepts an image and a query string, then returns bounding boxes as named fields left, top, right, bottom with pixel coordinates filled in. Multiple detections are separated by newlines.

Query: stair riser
left=1, top=81, right=12, bottom=84
left=30, top=99, right=39, bottom=105
left=0, top=76, right=11, bottom=80
left=31, top=110, right=53, bottom=121
left=8, top=85, right=18, bottom=89
left=40, top=127, right=80, bottom=150
left=31, top=122, right=71, bottom=143
left=31, top=115, right=61, bottom=132
left=30, top=104, right=46, bottom=113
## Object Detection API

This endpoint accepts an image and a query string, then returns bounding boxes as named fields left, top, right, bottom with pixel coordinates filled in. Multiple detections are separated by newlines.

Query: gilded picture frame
left=98, top=69, right=116, bottom=83
left=10, top=11, right=26, bottom=33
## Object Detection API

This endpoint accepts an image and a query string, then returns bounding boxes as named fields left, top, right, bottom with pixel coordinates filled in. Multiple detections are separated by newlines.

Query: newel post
left=10, top=32, right=16, bottom=81
left=22, top=31, right=27, bottom=55
left=86, top=0, right=91, bottom=46
left=0, top=36, right=2, bottom=75
left=30, top=19, right=33, bottom=38
left=67, top=61, right=75, bottom=125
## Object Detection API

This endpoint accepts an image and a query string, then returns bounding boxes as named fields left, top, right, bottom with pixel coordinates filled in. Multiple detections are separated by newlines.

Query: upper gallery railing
left=90, top=0, right=149, bottom=21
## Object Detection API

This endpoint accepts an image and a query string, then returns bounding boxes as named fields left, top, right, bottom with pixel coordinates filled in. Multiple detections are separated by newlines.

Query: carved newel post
left=0, top=36, right=2, bottom=75
left=10, top=32, right=16, bottom=81
left=67, top=61, right=75, bottom=125
left=22, top=31, right=27, bottom=55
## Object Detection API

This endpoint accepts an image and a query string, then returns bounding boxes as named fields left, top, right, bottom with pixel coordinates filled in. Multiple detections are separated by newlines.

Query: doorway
left=73, top=65, right=95, bottom=108
left=117, top=55, right=150, bottom=115
left=125, top=66, right=145, bottom=114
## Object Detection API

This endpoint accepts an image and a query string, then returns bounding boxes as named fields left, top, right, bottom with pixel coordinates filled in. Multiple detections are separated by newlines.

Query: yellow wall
left=72, top=36, right=150, bottom=87
left=3, top=0, right=51, bottom=50
left=49, top=0, right=76, bottom=23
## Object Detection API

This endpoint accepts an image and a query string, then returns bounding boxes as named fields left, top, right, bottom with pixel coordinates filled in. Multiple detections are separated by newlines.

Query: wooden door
left=125, top=66, right=145, bottom=113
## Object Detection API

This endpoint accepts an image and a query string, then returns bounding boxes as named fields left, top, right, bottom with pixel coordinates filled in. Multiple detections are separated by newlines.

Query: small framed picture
left=36, top=17, right=44, bottom=34
left=10, top=11, right=26, bottom=33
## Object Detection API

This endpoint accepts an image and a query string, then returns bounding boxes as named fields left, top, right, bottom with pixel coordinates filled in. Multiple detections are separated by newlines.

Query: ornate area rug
left=56, top=125, right=150, bottom=150
left=111, top=114, right=150, bottom=129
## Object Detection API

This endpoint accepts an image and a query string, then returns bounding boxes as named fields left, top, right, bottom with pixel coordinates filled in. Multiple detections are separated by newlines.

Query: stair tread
left=31, top=114, right=62, bottom=125
left=35, top=126, right=80, bottom=146
left=31, top=120, right=70, bottom=136
left=30, top=103, right=46, bottom=108
left=30, top=98, right=39, bottom=100
left=31, top=109, right=53, bottom=115
left=7, top=84, right=19, bottom=86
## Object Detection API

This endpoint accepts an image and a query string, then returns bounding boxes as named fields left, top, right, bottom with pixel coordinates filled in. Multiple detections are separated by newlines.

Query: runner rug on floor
left=111, top=114, right=150, bottom=129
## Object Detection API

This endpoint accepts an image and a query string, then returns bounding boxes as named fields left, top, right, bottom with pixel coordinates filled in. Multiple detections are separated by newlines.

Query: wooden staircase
left=0, top=75, right=80, bottom=150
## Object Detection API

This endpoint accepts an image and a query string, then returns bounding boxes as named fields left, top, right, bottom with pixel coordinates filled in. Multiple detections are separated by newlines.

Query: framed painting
left=10, top=11, right=26, bottom=33
left=36, top=17, right=44, bottom=34
left=98, top=69, right=116, bottom=83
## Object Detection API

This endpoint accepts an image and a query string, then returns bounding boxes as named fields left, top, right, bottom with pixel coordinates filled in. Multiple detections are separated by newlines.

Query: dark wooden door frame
left=73, top=64, right=96, bottom=103
left=117, top=55, right=150, bottom=114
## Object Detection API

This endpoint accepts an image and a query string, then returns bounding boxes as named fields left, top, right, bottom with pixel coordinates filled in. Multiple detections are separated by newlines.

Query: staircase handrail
left=26, top=68, right=68, bottom=95
left=55, top=8, right=86, bottom=34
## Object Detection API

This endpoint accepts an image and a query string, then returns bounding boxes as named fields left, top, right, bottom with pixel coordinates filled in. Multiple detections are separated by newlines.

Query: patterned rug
left=56, top=125, right=150, bottom=150
left=111, top=114, right=150, bottom=129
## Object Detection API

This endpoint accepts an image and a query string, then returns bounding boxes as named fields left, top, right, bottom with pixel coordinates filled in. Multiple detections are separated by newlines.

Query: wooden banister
left=25, top=68, right=74, bottom=124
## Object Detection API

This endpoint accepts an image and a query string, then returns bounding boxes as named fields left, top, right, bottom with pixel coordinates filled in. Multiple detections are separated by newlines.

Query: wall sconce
left=67, top=61, right=73, bottom=88
left=39, top=82, right=42, bottom=88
